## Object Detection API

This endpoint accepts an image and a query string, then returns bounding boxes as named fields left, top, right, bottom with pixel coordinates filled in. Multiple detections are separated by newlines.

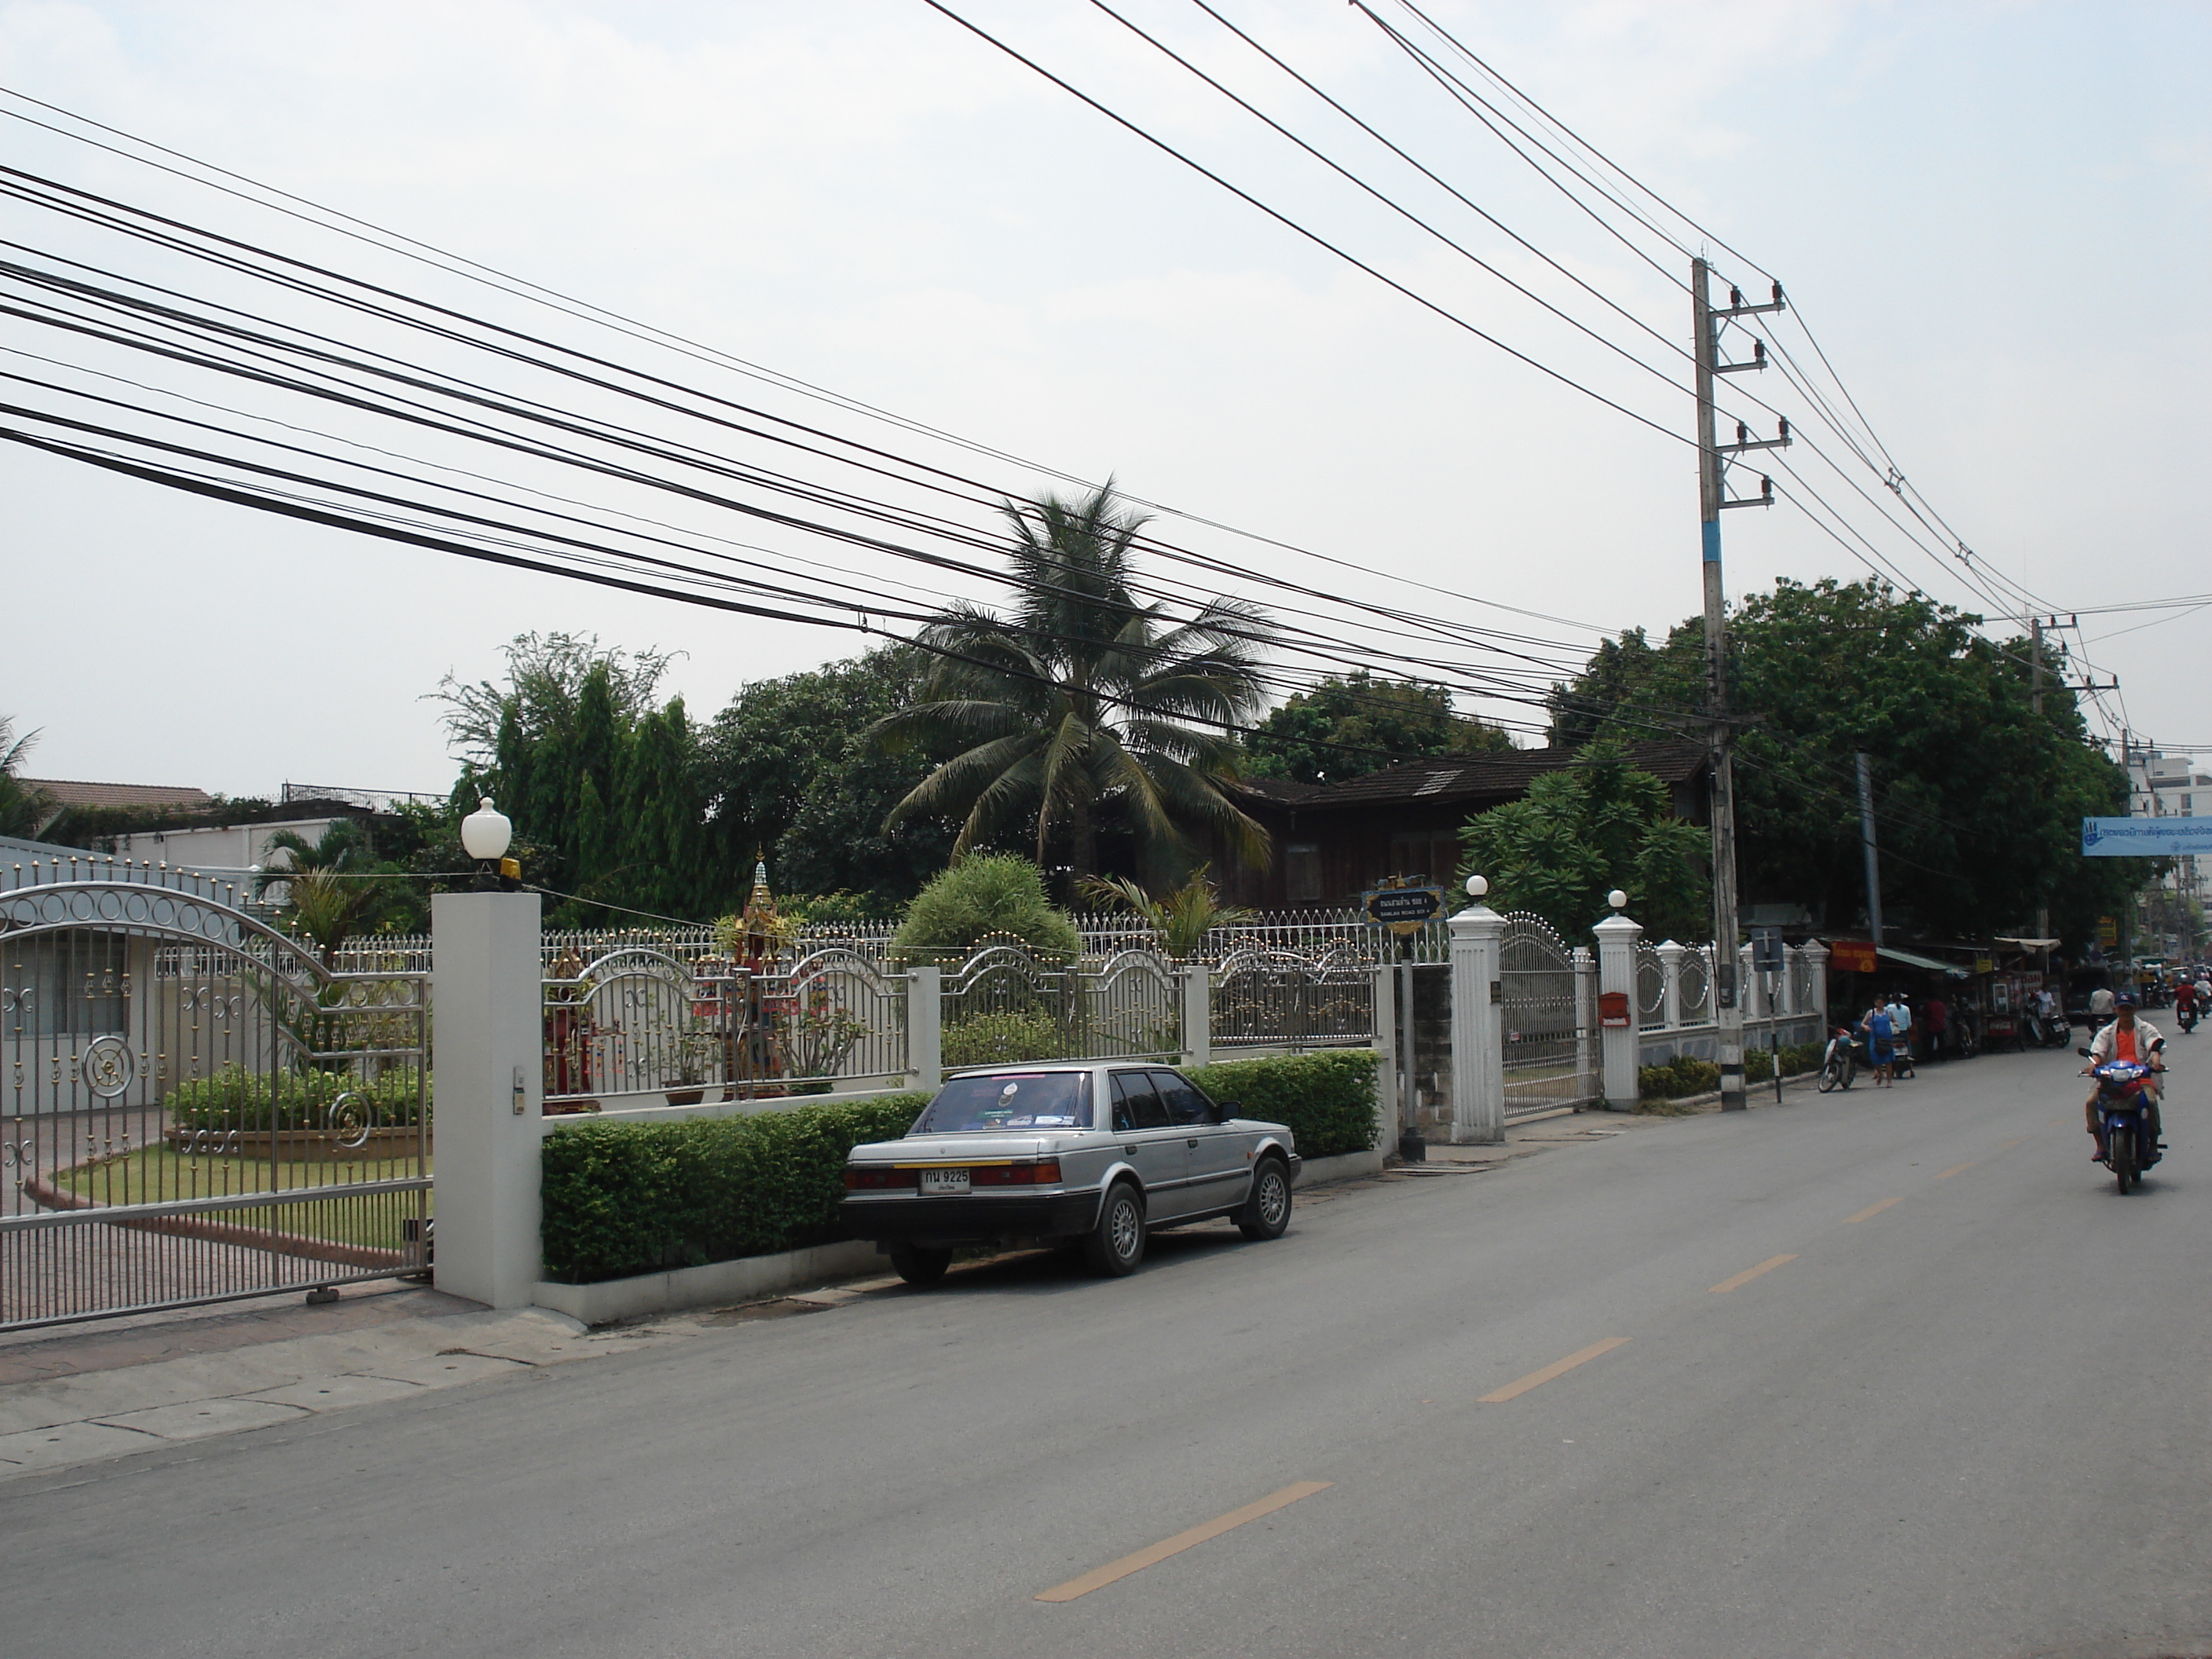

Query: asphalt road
left=4, top=1046, right=2206, bottom=1659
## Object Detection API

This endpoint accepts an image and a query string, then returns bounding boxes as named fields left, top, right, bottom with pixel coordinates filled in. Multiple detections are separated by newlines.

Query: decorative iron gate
left=1500, top=914, right=1599, bottom=1118
left=2, top=881, right=429, bottom=1331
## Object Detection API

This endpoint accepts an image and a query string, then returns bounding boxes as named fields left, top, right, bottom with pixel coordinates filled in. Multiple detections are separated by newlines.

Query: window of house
left=1286, top=843, right=1322, bottom=903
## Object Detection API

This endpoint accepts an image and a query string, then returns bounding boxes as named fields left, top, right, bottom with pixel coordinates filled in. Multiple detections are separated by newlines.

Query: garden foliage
left=889, top=854, right=1082, bottom=965
left=167, top=1064, right=429, bottom=1131
left=1187, top=1049, right=1379, bottom=1160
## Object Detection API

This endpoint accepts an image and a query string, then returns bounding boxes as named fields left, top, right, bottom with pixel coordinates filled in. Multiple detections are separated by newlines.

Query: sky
left=1, top=0, right=2205, bottom=800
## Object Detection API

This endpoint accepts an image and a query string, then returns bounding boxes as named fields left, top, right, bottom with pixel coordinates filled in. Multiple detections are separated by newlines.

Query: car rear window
left=912, top=1072, right=1090, bottom=1133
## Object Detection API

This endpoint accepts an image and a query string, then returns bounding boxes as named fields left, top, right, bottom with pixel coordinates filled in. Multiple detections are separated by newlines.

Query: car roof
left=942, top=1060, right=1181, bottom=1079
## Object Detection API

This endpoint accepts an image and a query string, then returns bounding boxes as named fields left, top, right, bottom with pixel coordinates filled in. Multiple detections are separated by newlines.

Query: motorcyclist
left=2177, top=976, right=2200, bottom=1032
left=2082, top=991, right=2166, bottom=1163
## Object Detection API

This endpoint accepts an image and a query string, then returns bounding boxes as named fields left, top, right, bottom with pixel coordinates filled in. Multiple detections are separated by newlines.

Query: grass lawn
left=57, top=1147, right=433, bottom=1252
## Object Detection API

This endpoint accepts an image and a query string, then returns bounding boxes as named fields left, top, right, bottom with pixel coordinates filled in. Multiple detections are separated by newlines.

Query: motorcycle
left=1817, top=1025, right=1858, bottom=1093
left=2178, top=1002, right=2199, bottom=1035
left=2080, top=1040, right=2165, bottom=1193
left=2024, top=1011, right=2073, bottom=1049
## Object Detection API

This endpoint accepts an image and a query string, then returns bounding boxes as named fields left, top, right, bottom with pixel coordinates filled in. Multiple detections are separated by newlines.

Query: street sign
left=1599, top=991, right=1631, bottom=1029
left=1363, top=887, right=1445, bottom=932
left=1830, top=939, right=1878, bottom=974
left=2098, top=916, right=2119, bottom=947
left=1750, top=927, right=1785, bottom=974
left=2082, top=816, right=2212, bottom=858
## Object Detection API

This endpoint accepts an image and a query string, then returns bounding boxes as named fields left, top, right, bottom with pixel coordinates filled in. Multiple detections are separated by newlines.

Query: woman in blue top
left=1862, top=1002, right=1896, bottom=1087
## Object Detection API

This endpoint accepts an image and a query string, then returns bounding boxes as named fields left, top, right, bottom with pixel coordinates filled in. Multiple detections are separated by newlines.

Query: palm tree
left=0, top=717, right=56, bottom=839
left=873, top=484, right=1273, bottom=884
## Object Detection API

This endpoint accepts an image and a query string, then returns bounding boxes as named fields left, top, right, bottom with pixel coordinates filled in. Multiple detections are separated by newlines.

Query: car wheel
left=888, top=1244, right=950, bottom=1287
left=1082, top=1181, right=1147, bottom=1277
left=1238, top=1155, right=1293, bottom=1241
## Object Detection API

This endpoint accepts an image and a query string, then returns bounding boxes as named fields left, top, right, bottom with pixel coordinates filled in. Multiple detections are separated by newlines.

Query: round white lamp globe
left=1608, top=888, right=1629, bottom=910
left=1465, top=873, right=1489, bottom=899
left=460, top=797, right=514, bottom=862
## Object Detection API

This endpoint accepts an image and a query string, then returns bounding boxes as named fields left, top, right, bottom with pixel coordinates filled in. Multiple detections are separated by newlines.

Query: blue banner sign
left=2080, top=817, right=2212, bottom=858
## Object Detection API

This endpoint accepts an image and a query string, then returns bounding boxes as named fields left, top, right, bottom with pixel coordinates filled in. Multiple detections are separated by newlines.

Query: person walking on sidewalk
left=1862, top=1000, right=1897, bottom=1086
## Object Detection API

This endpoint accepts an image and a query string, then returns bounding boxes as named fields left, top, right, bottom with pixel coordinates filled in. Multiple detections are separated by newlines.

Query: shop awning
left=1876, top=945, right=1972, bottom=979
left=1994, top=936, right=2061, bottom=950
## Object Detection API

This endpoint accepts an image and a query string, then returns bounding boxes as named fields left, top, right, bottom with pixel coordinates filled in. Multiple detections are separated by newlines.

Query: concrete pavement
left=0, top=1048, right=2202, bottom=1658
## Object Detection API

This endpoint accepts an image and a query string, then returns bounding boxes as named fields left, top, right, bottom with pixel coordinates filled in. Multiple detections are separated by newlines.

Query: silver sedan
left=838, top=1061, right=1300, bottom=1284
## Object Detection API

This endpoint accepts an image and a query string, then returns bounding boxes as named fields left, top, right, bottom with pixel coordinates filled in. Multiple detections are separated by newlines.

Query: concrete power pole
left=1856, top=750, right=1884, bottom=946
left=1692, top=258, right=1787, bottom=1113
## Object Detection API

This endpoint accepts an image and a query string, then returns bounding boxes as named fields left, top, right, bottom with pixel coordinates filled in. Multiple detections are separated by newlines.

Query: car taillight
left=843, top=1166, right=920, bottom=1190
left=969, top=1159, right=1062, bottom=1187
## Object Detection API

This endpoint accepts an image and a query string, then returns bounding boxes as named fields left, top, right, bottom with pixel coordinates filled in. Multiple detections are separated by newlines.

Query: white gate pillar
left=1657, top=939, right=1686, bottom=1031
left=906, top=965, right=943, bottom=1090
left=1802, top=940, right=1831, bottom=1031
left=1180, top=964, right=1213, bottom=1070
left=431, top=889, right=544, bottom=1311
left=1573, top=946, right=1599, bottom=1105
left=1592, top=909, right=1645, bottom=1110
left=1448, top=886, right=1506, bottom=1145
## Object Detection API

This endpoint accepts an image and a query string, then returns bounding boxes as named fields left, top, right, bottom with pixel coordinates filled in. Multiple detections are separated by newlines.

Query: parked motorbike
left=2024, top=1012, right=2073, bottom=1049
left=1817, top=1026, right=1858, bottom=1093
left=2080, top=1040, right=2165, bottom=1193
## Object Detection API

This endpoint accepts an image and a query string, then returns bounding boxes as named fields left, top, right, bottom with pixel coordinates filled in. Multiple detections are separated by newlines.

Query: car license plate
left=918, top=1168, right=970, bottom=1196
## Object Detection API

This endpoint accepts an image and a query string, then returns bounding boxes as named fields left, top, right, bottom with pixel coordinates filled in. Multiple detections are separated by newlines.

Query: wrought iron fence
left=1210, top=944, right=1374, bottom=1052
left=542, top=946, right=907, bottom=1108
left=1635, top=941, right=1667, bottom=1019
left=1677, top=947, right=1713, bottom=1024
left=936, top=945, right=1183, bottom=1067
left=1500, top=914, right=1598, bottom=1117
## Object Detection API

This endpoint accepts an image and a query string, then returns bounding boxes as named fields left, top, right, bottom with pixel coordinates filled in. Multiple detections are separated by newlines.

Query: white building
left=2126, top=745, right=2212, bottom=926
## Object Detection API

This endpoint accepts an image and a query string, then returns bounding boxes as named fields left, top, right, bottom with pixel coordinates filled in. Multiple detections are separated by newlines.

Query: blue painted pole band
left=1701, top=520, right=1723, bottom=564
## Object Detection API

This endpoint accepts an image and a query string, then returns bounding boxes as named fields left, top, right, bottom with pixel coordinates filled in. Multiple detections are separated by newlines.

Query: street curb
left=531, top=1240, right=884, bottom=1325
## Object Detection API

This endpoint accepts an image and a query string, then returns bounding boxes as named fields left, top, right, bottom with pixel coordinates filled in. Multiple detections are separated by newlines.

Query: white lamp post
left=460, top=797, right=515, bottom=888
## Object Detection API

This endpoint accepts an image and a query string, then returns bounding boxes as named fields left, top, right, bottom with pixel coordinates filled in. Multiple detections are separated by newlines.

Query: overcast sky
left=2, top=1, right=2205, bottom=800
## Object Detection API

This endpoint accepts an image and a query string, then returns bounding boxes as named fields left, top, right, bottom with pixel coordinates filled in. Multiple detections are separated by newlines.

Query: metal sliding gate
left=1500, top=914, right=1599, bottom=1119
left=2, top=881, right=430, bottom=1331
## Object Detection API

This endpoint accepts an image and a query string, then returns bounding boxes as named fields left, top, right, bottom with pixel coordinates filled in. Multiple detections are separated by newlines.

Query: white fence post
left=906, top=965, right=942, bottom=1091
left=1180, top=964, right=1212, bottom=1069
left=1371, top=962, right=1400, bottom=1151
left=1573, top=945, right=1599, bottom=1105
left=430, top=889, right=544, bottom=1311
left=1592, top=910, right=1645, bottom=1110
left=1658, top=939, right=1686, bottom=1031
left=1448, top=898, right=1506, bottom=1145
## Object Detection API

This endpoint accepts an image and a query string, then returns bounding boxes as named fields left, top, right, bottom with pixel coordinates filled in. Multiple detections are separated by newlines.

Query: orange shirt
left=2114, top=1026, right=2141, bottom=1064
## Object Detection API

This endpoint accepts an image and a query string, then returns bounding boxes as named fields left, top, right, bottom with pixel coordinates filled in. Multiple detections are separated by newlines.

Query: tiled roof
left=1231, top=742, right=1706, bottom=811
left=18, top=778, right=216, bottom=810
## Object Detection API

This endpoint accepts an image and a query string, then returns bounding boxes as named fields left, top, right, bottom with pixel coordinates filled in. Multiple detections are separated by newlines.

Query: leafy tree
left=703, top=644, right=954, bottom=917
left=1544, top=578, right=2149, bottom=946
left=1457, top=743, right=1709, bottom=942
left=1247, top=672, right=1512, bottom=784
left=889, top=853, right=1082, bottom=965
left=873, top=482, right=1273, bottom=885
left=0, top=717, right=56, bottom=838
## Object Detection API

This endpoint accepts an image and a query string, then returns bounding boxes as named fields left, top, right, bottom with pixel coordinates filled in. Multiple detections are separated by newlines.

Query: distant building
left=1212, top=742, right=1710, bottom=909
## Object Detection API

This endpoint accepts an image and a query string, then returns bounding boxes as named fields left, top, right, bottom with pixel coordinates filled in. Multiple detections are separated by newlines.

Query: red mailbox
left=1599, top=991, right=1631, bottom=1029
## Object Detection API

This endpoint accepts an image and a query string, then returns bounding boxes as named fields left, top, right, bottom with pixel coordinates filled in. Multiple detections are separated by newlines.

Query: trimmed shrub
left=1642, top=1041, right=1827, bottom=1099
left=540, top=1093, right=928, bottom=1284
left=941, top=1009, right=1065, bottom=1069
left=890, top=855, right=1081, bottom=965
left=167, top=1064, right=428, bottom=1131
left=1188, top=1049, right=1379, bottom=1160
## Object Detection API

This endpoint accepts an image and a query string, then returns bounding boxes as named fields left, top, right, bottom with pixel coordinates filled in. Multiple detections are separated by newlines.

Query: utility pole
left=1856, top=750, right=1884, bottom=946
left=2031, top=617, right=2047, bottom=944
left=1692, top=258, right=1787, bottom=1113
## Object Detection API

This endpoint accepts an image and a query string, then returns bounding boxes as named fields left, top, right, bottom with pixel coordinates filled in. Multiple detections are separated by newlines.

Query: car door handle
left=1186, top=1138, right=1199, bottom=1148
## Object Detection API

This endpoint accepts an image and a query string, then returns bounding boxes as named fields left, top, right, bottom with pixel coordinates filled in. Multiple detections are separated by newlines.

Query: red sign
left=1829, top=939, right=1878, bottom=974
left=1599, top=991, right=1631, bottom=1029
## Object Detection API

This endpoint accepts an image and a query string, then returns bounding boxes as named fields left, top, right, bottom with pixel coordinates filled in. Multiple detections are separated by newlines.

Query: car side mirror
left=2077, top=1047, right=2092, bottom=1058
left=1212, top=1099, right=1240, bottom=1122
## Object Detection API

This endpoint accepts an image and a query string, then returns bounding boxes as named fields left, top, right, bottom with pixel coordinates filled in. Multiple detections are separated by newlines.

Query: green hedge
left=540, top=1093, right=927, bottom=1284
left=167, top=1064, right=429, bottom=1131
left=1188, top=1049, right=1379, bottom=1160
